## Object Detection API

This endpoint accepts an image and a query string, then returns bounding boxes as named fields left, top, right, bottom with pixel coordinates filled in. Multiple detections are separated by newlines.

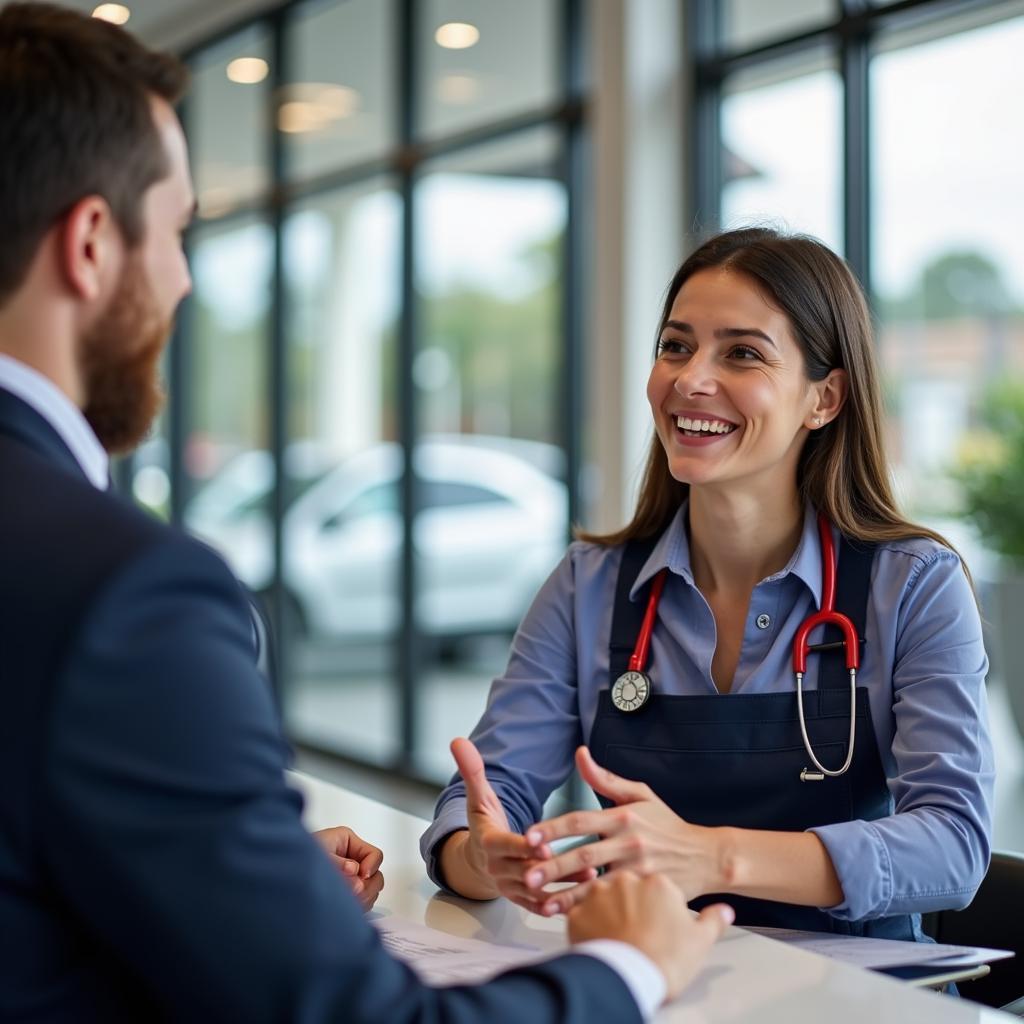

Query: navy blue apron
left=588, top=529, right=923, bottom=940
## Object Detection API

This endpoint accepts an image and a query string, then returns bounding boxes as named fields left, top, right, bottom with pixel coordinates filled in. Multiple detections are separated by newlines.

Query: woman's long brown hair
left=580, top=228, right=961, bottom=563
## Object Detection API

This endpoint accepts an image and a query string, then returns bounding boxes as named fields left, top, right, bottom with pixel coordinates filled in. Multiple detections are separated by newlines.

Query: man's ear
left=60, top=196, right=121, bottom=302
left=806, top=368, right=848, bottom=429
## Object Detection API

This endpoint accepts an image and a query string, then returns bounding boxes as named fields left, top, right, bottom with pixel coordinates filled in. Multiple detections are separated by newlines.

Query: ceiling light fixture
left=227, top=57, right=269, bottom=84
left=92, top=3, right=130, bottom=24
left=435, top=22, right=480, bottom=49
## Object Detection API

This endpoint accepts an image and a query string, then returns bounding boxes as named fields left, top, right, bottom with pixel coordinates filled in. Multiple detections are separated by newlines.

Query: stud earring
left=812, top=416, right=822, bottom=427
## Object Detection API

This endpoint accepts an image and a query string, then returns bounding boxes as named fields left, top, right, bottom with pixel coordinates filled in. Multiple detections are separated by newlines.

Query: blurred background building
left=61, top=0, right=1024, bottom=851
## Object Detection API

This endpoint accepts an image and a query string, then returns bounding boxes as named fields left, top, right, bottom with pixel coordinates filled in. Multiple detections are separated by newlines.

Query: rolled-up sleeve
left=421, top=549, right=585, bottom=888
left=811, top=549, right=994, bottom=920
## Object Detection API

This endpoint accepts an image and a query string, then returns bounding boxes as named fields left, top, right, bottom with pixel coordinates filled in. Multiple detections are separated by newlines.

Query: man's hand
left=568, top=872, right=733, bottom=1002
left=522, top=746, right=725, bottom=915
left=313, top=826, right=385, bottom=912
left=441, top=738, right=596, bottom=910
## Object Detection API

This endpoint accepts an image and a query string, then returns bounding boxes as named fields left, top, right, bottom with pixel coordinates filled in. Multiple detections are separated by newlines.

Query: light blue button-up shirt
left=422, top=504, right=995, bottom=922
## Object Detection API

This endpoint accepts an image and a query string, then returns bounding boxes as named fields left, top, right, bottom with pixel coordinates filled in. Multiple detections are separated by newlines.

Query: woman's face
left=647, top=267, right=823, bottom=495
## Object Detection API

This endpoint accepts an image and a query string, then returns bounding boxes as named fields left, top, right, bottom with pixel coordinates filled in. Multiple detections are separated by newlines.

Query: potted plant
left=957, top=381, right=1024, bottom=742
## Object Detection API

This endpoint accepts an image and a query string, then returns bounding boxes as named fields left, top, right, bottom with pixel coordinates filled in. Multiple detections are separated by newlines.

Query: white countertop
left=290, top=770, right=1013, bottom=1023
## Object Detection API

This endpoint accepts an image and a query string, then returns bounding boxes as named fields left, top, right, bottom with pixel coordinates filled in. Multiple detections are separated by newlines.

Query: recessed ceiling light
left=227, top=57, right=269, bottom=85
left=435, top=22, right=479, bottom=49
left=92, top=3, right=130, bottom=24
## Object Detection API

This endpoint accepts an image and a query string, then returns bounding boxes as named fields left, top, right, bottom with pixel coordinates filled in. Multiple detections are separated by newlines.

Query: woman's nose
left=673, top=352, right=718, bottom=396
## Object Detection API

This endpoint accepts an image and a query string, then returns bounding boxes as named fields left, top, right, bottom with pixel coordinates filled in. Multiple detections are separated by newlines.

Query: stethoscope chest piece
left=611, top=670, right=652, bottom=712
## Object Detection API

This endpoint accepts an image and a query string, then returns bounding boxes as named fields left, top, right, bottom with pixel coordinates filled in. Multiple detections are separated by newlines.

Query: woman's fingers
left=480, top=828, right=543, bottom=861
left=523, top=837, right=626, bottom=890
left=526, top=806, right=620, bottom=847
left=539, top=877, right=597, bottom=916
left=575, top=746, right=652, bottom=805
left=451, top=738, right=497, bottom=816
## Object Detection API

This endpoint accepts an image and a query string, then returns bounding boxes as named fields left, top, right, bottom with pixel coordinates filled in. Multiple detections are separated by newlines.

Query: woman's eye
left=657, top=338, right=688, bottom=356
left=730, top=345, right=762, bottom=361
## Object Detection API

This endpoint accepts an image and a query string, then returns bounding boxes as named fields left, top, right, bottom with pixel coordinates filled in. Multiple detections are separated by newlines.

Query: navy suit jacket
left=0, top=387, right=641, bottom=1023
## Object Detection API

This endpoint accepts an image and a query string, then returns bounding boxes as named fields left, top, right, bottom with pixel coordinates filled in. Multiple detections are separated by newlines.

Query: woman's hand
left=313, top=825, right=385, bottom=912
left=521, top=746, right=727, bottom=915
left=443, top=738, right=597, bottom=911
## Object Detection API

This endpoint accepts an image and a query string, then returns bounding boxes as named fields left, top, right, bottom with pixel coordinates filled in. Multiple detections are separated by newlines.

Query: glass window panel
left=872, top=13, right=1024, bottom=520
left=282, top=0, right=395, bottom=181
left=181, top=217, right=273, bottom=589
left=281, top=180, right=402, bottom=765
left=189, top=27, right=270, bottom=216
left=412, top=128, right=569, bottom=780
left=872, top=12, right=1024, bottom=854
left=128, top=342, right=173, bottom=520
left=720, top=0, right=835, bottom=52
left=417, top=0, right=559, bottom=141
left=130, top=411, right=171, bottom=520
left=721, top=49, right=842, bottom=253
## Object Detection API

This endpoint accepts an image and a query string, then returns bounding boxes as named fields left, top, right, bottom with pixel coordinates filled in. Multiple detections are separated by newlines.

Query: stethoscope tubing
left=616, top=512, right=860, bottom=780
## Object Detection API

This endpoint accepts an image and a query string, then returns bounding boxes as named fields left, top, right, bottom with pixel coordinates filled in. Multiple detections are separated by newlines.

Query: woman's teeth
left=675, top=415, right=736, bottom=436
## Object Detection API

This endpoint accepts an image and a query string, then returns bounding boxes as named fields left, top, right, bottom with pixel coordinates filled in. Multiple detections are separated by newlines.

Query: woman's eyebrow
left=663, top=320, right=777, bottom=350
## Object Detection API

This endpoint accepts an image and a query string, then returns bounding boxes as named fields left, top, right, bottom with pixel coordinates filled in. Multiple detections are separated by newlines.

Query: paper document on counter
left=372, top=915, right=547, bottom=986
left=745, top=927, right=1014, bottom=970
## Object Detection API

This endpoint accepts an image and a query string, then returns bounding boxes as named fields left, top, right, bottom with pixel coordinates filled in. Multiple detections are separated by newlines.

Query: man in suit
left=0, top=3, right=732, bottom=1021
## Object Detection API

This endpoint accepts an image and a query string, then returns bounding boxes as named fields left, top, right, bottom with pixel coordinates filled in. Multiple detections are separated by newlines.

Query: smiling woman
left=421, top=227, right=995, bottom=947
left=646, top=267, right=843, bottom=494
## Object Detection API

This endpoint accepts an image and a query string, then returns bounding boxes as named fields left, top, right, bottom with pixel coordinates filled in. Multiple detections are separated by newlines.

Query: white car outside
left=186, top=437, right=568, bottom=640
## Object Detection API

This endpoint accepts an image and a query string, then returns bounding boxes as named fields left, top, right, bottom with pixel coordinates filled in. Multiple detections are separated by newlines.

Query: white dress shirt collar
left=0, top=353, right=109, bottom=490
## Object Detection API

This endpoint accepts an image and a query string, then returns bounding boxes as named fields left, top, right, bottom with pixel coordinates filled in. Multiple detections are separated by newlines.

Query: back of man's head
left=0, top=2, right=188, bottom=306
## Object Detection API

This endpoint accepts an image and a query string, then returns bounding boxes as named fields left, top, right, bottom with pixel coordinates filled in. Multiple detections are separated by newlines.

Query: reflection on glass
left=871, top=14, right=1024, bottom=535
left=721, top=0, right=834, bottom=52
left=130, top=411, right=171, bottom=520
left=721, top=51, right=842, bottom=251
left=189, top=26, right=271, bottom=217
left=413, top=128, right=569, bottom=779
left=281, top=181, right=402, bottom=764
left=417, top=0, right=558, bottom=140
left=282, top=0, right=395, bottom=181
left=181, top=218, right=273, bottom=587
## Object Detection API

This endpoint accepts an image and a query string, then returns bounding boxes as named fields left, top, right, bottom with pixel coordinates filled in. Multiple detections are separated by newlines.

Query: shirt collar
left=0, top=354, right=109, bottom=490
left=628, top=500, right=824, bottom=606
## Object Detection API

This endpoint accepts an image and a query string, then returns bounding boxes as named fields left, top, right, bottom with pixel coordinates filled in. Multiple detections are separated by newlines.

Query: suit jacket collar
left=0, top=386, right=90, bottom=484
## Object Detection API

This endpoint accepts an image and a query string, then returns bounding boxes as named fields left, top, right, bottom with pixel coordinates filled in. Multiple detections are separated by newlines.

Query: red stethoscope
left=610, top=512, right=859, bottom=783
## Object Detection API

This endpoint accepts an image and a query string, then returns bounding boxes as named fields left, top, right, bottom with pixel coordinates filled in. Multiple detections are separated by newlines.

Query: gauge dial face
left=611, top=671, right=650, bottom=712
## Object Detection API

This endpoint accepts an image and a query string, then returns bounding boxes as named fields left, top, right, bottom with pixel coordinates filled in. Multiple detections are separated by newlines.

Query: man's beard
left=80, top=257, right=172, bottom=455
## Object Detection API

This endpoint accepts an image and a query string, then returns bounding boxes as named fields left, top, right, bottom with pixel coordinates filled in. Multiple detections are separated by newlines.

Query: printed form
left=373, top=916, right=547, bottom=985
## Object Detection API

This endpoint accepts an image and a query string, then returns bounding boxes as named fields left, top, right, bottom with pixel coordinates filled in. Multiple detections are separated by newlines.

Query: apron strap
left=816, top=534, right=877, bottom=690
left=610, top=533, right=662, bottom=680
left=609, top=521, right=878, bottom=687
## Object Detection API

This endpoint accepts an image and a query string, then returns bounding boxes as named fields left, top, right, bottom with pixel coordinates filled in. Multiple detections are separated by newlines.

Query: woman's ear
left=807, top=368, right=848, bottom=430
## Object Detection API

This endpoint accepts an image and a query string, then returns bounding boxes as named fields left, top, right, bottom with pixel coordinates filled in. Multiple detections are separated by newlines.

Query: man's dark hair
left=0, top=2, right=188, bottom=304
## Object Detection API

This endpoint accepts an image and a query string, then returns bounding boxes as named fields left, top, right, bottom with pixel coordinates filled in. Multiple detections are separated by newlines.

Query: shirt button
left=756, top=613, right=771, bottom=630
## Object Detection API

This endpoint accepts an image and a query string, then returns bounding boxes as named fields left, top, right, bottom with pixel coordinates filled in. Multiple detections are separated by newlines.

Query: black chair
left=922, top=850, right=1024, bottom=1012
